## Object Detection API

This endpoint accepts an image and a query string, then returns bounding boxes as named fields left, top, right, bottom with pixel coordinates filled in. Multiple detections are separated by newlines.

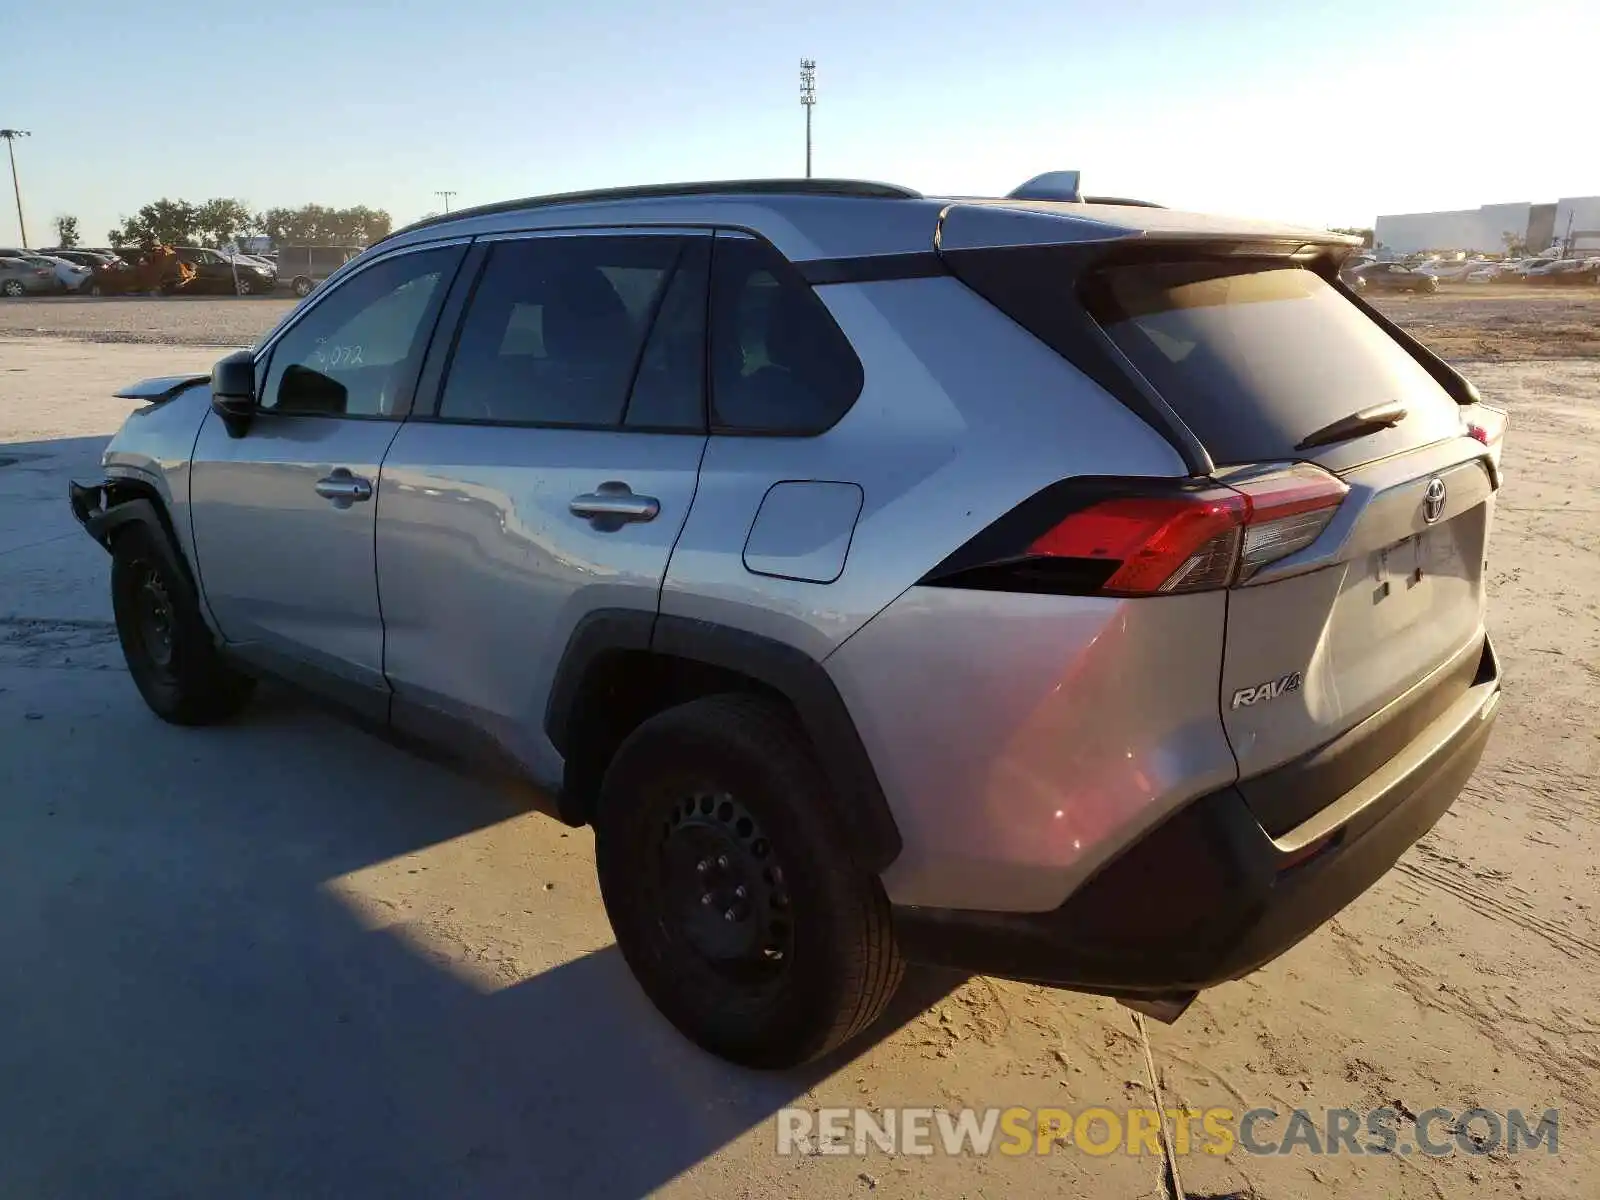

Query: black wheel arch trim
left=545, top=608, right=904, bottom=872
left=70, top=478, right=202, bottom=601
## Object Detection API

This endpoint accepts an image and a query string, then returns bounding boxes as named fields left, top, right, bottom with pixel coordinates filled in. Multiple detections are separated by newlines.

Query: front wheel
left=292, top=276, right=313, bottom=298
left=0, top=279, right=24, bottom=297
left=595, top=694, right=904, bottom=1069
left=111, top=524, right=255, bottom=725
left=235, top=275, right=254, bottom=295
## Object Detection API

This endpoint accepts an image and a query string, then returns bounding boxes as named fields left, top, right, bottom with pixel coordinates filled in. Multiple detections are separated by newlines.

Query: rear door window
left=1083, top=261, right=1462, bottom=465
left=437, top=234, right=684, bottom=427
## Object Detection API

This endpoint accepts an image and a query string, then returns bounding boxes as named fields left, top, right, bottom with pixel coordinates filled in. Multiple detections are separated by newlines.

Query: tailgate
left=1219, top=443, right=1495, bottom=829
left=938, top=218, right=1505, bottom=832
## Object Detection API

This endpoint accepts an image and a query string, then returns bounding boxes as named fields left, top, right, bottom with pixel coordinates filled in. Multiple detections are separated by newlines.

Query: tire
left=0, top=279, right=24, bottom=297
left=235, top=275, right=253, bottom=295
left=292, top=276, right=313, bottom=298
left=594, top=693, right=904, bottom=1069
left=110, top=523, right=255, bottom=725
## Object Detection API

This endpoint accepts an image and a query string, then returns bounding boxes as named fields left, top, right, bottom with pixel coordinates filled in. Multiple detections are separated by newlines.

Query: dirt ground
left=0, top=293, right=1596, bottom=1198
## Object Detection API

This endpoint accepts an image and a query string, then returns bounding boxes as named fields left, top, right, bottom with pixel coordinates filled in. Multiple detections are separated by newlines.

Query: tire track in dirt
left=1394, top=840, right=1600, bottom=963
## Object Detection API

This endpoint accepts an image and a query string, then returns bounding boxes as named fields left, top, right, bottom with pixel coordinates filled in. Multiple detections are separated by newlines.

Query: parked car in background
left=171, top=246, right=277, bottom=295
left=0, top=252, right=86, bottom=293
left=1525, top=259, right=1600, bottom=286
left=42, top=249, right=125, bottom=271
left=1348, top=262, right=1440, bottom=293
left=35, top=253, right=95, bottom=292
left=274, top=244, right=360, bottom=297
left=0, top=256, right=60, bottom=296
left=1417, top=259, right=1488, bottom=282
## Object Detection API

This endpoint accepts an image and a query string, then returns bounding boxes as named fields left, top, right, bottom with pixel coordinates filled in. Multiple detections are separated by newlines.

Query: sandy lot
left=0, top=294, right=1596, bottom=1198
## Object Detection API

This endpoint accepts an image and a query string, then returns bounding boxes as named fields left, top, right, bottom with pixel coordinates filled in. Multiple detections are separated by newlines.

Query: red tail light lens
left=1029, top=492, right=1247, bottom=594
left=926, top=464, right=1348, bottom=597
left=1463, top=404, right=1506, bottom=447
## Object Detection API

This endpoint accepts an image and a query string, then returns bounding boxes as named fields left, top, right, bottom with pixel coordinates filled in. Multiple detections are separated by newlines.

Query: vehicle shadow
left=0, top=665, right=960, bottom=1199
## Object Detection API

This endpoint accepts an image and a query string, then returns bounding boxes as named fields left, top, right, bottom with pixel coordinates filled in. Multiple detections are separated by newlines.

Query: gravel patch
left=0, top=296, right=296, bottom=349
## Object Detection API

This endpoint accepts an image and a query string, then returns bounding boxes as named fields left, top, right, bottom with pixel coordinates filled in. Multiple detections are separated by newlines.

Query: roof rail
left=387, top=177, right=922, bottom=241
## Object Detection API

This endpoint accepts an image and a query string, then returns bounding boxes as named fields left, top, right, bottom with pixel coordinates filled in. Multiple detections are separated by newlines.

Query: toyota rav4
left=70, top=173, right=1506, bottom=1068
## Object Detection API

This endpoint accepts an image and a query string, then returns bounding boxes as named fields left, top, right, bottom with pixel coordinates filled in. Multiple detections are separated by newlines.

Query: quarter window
left=708, top=235, right=863, bottom=435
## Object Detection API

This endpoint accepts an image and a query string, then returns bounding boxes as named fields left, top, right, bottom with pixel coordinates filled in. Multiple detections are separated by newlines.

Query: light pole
left=0, top=129, right=30, bottom=248
left=799, top=60, right=816, bottom=179
left=435, top=190, right=457, bottom=213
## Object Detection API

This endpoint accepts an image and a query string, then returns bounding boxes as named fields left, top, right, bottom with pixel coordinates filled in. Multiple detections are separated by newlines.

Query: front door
left=376, top=230, right=711, bottom=780
left=188, top=242, right=466, bottom=714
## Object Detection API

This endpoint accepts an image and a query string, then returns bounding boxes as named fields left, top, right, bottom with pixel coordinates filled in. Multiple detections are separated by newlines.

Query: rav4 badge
left=1231, top=672, right=1304, bottom=709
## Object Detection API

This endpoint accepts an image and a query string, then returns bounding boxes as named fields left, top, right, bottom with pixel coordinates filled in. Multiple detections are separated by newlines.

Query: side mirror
left=210, top=350, right=258, bottom=438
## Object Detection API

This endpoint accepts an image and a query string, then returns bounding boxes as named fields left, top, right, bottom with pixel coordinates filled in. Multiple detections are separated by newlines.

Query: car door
left=376, top=229, right=710, bottom=782
left=188, top=240, right=468, bottom=716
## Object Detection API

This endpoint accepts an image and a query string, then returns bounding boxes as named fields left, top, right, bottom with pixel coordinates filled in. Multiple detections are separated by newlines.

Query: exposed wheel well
left=557, top=649, right=793, bottom=827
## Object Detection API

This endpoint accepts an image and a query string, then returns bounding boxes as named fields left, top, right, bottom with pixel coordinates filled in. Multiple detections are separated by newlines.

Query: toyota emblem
left=1422, top=477, right=1447, bottom=524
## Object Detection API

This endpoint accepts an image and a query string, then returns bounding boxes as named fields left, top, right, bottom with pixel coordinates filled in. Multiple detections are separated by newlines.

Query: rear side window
left=709, top=235, right=862, bottom=435
left=1083, top=262, right=1460, bottom=464
left=438, top=235, right=685, bottom=427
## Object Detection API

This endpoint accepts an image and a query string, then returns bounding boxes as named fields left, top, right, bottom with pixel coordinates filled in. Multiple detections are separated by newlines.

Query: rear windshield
left=1084, top=262, right=1459, bottom=464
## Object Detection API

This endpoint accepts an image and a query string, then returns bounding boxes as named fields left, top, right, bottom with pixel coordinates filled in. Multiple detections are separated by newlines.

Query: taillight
left=1463, top=405, right=1506, bottom=447
left=924, top=464, right=1348, bottom=597
left=1225, top=463, right=1350, bottom=582
left=1462, top=404, right=1507, bottom=477
left=1030, top=492, right=1247, bottom=594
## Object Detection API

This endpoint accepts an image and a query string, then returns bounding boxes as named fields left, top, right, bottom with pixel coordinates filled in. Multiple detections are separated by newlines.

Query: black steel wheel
left=110, top=524, right=255, bottom=725
left=595, top=693, right=903, bottom=1069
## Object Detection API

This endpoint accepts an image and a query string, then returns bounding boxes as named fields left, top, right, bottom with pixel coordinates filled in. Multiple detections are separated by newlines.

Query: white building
left=1374, top=203, right=1531, bottom=256
left=1555, top=196, right=1600, bottom=252
left=1375, top=196, right=1600, bottom=256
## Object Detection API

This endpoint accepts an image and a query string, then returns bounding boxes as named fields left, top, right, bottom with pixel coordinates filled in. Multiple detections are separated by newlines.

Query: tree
left=195, top=198, right=257, bottom=248
left=52, top=214, right=80, bottom=247
left=257, top=203, right=391, bottom=246
left=109, top=198, right=201, bottom=249
left=1501, top=231, right=1528, bottom=258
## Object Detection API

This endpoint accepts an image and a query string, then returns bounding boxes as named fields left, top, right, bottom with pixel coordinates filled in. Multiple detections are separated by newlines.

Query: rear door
left=375, top=229, right=710, bottom=778
left=1081, top=256, right=1498, bottom=791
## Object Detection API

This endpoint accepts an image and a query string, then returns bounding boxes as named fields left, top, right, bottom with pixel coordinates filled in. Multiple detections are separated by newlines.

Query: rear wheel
left=0, top=279, right=23, bottom=298
left=594, top=694, right=904, bottom=1069
left=111, top=524, right=255, bottom=725
left=292, top=276, right=313, bottom=298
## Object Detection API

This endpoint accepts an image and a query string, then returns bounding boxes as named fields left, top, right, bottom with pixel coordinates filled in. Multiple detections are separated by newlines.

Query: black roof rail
left=1082, top=195, right=1167, bottom=209
left=385, top=177, right=922, bottom=242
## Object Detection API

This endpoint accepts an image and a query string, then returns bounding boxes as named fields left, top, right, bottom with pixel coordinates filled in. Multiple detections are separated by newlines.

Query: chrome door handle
left=315, top=469, right=373, bottom=507
left=570, top=481, right=660, bottom=529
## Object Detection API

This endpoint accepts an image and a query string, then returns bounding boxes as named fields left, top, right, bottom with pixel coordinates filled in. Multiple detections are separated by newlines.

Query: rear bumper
left=894, top=637, right=1501, bottom=998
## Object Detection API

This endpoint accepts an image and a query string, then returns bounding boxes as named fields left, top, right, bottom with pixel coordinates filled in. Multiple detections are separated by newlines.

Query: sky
left=5, top=0, right=1596, bottom=247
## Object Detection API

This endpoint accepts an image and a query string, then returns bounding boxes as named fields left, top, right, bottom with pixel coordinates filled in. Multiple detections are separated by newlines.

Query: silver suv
left=70, top=175, right=1506, bottom=1069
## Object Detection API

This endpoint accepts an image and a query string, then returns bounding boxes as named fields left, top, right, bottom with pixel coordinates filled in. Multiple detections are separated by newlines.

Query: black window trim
left=250, top=238, right=471, bottom=423
left=408, top=226, right=715, bottom=435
